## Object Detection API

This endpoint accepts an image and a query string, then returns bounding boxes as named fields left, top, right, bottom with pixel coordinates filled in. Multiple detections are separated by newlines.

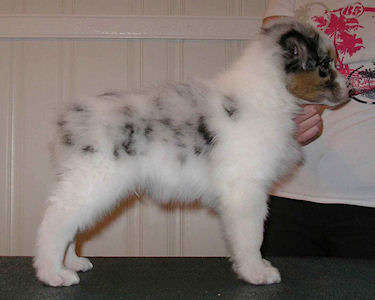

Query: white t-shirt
left=265, top=0, right=375, bottom=207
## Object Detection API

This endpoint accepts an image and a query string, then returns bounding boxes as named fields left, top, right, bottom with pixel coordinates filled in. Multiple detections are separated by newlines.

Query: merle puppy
left=34, top=19, right=349, bottom=287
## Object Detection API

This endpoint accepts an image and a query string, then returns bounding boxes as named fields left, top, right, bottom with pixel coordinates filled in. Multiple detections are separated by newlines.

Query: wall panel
left=12, top=41, right=60, bottom=255
left=185, top=0, right=227, bottom=16
left=0, top=0, right=14, bottom=13
left=73, top=41, right=128, bottom=95
left=75, top=0, right=131, bottom=15
left=23, top=0, right=62, bottom=13
left=0, top=41, right=12, bottom=254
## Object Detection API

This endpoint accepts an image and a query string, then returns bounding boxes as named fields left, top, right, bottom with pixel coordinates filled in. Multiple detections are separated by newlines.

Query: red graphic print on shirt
left=311, top=2, right=375, bottom=102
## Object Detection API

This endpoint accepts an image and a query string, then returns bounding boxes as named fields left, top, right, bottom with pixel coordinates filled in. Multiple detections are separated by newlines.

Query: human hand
left=295, top=105, right=324, bottom=145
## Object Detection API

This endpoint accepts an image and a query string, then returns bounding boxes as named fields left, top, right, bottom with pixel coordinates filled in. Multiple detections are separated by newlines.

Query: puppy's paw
left=65, top=256, right=93, bottom=272
left=37, top=267, right=80, bottom=287
left=234, top=260, right=281, bottom=285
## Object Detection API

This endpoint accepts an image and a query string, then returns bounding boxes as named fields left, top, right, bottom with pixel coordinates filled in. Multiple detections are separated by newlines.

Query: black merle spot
left=70, top=104, right=86, bottom=112
left=122, top=141, right=136, bottom=156
left=176, top=83, right=197, bottom=106
left=194, top=146, right=202, bottom=155
left=62, top=133, right=73, bottom=146
left=122, top=123, right=136, bottom=156
left=100, top=91, right=121, bottom=97
left=197, top=116, right=215, bottom=145
left=173, top=126, right=186, bottom=149
left=122, top=106, right=133, bottom=117
left=144, top=124, right=153, bottom=137
left=82, top=145, right=95, bottom=153
left=173, top=127, right=184, bottom=137
left=160, top=118, right=172, bottom=127
left=123, top=123, right=135, bottom=134
left=224, top=106, right=236, bottom=117
left=113, top=146, right=120, bottom=159
left=57, top=119, right=66, bottom=127
left=222, top=95, right=238, bottom=118
left=154, top=97, right=163, bottom=110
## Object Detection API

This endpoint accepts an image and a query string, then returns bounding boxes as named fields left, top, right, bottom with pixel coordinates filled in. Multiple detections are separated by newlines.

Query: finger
left=296, top=124, right=322, bottom=145
left=303, top=104, right=325, bottom=115
left=297, top=113, right=322, bottom=135
left=295, top=105, right=324, bottom=123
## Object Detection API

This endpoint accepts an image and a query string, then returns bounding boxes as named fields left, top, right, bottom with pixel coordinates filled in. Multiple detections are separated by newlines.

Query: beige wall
left=0, top=0, right=266, bottom=256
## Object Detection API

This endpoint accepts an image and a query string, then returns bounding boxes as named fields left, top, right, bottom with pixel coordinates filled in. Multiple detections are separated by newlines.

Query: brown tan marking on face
left=286, top=69, right=333, bottom=103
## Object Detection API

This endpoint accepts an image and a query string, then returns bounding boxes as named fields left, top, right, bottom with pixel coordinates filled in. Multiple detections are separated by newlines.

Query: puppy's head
left=263, top=19, right=350, bottom=107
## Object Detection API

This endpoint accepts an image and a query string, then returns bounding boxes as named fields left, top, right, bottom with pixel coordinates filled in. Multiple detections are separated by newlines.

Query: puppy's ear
left=279, top=30, right=318, bottom=73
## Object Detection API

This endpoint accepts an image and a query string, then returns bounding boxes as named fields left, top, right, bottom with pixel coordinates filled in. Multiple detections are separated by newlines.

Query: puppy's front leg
left=219, top=183, right=281, bottom=285
left=64, top=241, right=93, bottom=272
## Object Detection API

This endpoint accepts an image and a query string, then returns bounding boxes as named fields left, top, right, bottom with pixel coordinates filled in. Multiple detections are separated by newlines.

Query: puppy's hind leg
left=219, top=181, right=281, bottom=285
left=34, top=192, right=83, bottom=287
left=34, top=158, right=126, bottom=287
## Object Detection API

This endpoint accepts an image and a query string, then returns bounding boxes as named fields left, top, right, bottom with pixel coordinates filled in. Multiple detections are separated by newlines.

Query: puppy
left=34, top=18, right=349, bottom=287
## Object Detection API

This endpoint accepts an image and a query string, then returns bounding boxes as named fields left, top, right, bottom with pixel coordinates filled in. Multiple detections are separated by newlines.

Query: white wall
left=0, top=0, right=266, bottom=256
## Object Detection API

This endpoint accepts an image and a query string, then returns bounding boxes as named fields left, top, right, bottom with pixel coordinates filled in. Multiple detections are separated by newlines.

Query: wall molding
left=0, top=15, right=261, bottom=40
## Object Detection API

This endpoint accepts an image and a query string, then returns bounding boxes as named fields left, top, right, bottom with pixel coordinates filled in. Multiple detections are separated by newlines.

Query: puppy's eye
left=321, top=61, right=329, bottom=69
left=319, top=58, right=331, bottom=70
left=318, top=58, right=332, bottom=77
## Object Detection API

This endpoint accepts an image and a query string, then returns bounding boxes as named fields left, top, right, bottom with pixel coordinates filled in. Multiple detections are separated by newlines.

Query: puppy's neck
left=211, top=39, right=297, bottom=113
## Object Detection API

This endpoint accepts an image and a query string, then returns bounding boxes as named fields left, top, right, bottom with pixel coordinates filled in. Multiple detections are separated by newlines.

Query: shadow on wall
left=75, top=195, right=218, bottom=256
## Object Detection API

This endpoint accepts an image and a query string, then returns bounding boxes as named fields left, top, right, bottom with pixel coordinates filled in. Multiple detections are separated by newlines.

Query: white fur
left=34, top=20, right=348, bottom=287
